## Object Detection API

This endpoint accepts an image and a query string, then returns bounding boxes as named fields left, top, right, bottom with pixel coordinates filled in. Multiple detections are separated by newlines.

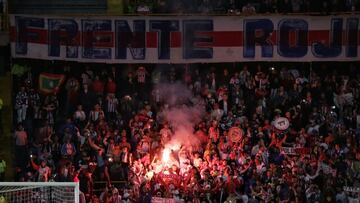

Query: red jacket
left=92, top=79, right=104, bottom=94
left=106, top=81, right=116, bottom=94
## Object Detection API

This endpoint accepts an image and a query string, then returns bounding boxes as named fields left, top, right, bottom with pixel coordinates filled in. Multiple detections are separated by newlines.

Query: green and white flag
left=39, top=73, right=65, bottom=94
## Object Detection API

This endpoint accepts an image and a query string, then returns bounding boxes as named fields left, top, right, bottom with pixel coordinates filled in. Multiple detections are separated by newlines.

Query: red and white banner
left=282, top=147, right=310, bottom=155
left=152, top=197, right=176, bottom=203
left=10, top=15, right=360, bottom=63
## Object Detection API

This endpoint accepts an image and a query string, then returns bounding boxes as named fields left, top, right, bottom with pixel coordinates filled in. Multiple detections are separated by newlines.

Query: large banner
left=10, top=15, right=360, bottom=63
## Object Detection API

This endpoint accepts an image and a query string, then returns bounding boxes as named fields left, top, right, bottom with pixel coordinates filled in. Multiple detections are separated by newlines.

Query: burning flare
left=162, top=148, right=171, bottom=163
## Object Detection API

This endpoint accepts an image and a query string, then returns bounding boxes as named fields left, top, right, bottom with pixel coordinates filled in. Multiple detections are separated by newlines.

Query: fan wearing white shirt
left=73, top=105, right=86, bottom=125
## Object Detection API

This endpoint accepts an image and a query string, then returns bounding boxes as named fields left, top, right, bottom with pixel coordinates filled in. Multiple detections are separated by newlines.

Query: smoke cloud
left=156, top=82, right=205, bottom=150
left=154, top=82, right=193, bottom=106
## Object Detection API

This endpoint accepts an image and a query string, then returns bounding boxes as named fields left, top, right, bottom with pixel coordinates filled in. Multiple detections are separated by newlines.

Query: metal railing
left=7, top=11, right=360, bottom=17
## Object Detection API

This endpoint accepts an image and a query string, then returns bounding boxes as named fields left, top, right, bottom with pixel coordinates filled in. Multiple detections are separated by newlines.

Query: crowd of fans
left=12, top=62, right=360, bottom=202
left=124, top=0, right=360, bottom=14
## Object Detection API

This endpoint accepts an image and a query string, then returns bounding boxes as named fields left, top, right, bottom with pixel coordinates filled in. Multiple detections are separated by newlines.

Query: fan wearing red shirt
left=92, top=75, right=104, bottom=96
left=106, top=77, right=117, bottom=94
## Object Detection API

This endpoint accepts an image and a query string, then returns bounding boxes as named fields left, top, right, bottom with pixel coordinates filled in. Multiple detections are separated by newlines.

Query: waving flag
left=39, top=73, right=65, bottom=94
